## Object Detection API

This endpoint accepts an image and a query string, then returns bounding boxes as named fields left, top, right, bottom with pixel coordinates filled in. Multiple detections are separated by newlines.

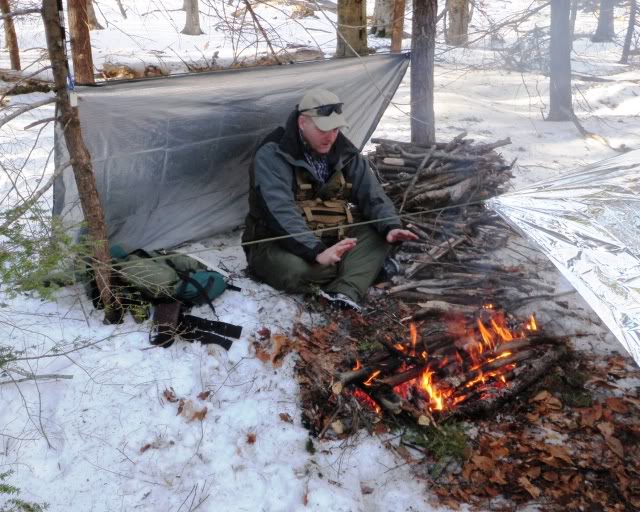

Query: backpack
left=111, top=246, right=237, bottom=312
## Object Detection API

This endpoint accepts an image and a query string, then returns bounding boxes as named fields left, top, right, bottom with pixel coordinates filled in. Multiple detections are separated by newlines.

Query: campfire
left=335, top=307, right=565, bottom=424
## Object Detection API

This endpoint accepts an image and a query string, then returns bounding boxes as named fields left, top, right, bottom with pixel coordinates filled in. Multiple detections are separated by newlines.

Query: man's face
left=298, top=115, right=339, bottom=154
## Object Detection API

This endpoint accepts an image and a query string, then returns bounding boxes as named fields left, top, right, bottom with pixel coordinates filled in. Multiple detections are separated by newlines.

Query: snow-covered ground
left=1, top=0, right=639, bottom=510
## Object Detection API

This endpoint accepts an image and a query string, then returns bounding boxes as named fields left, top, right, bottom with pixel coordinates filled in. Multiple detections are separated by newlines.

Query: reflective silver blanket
left=489, top=151, right=640, bottom=366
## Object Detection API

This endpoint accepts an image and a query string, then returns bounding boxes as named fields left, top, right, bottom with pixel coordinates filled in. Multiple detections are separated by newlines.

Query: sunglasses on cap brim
left=299, top=103, right=344, bottom=116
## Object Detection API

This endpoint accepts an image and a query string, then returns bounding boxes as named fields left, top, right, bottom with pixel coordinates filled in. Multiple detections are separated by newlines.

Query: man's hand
left=315, top=238, right=357, bottom=265
left=386, top=228, right=418, bottom=244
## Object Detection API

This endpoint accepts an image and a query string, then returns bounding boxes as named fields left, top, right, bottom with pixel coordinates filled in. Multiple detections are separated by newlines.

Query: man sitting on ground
left=242, top=89, right=416, bottom=309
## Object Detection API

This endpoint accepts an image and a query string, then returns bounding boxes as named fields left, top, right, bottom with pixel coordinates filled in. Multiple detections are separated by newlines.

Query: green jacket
left=242, top=110, right=402, bottom=262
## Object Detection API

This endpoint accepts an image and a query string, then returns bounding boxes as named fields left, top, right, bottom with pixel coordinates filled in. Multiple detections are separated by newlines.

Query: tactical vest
left=295, top=167, right=357, bottom=240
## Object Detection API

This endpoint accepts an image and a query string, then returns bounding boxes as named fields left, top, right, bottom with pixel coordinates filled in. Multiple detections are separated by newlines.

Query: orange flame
left=409, top=323, right=418, bottom=355
left=477, top=318, right=495, bottom=351
left=491, top=318, right=514, bottom=342
left=363, top=370, right=381, bottom=386
left=420, top=369, right=449, bottom=411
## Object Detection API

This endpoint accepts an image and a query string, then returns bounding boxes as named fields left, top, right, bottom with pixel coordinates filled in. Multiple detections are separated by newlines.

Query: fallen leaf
left=271, top=334, right=294, bottom=368
left=580, top=404, right=603, bottom=427
left=472, top=454, right=495, bottom=472
left=163, top=387, right=178, bottom=403
left=246, top=432, right=256, bottom=444
left=140, top=443, right=152, bottom=453
left=489, top=470, right=507, bottom=485
left=197, top=390, right=211, bottom=400
left=279, top=412, right=293, bottom=423
left=177, top=398, right=185, bottom=416
left=531, top=390, right=551, bottom=402
left=518, top=476, right=541, bottom=499
left=544, top=444, right=574, bottom=465
left=546, top=396, right=563, bottom=410
left=360, top=484, right=374, bottom=495
left=257, top=327, right=271, bottom=340
left=189, top=407, right=207, bottom=422
left=605, top=436, right=624, bottom=459
left=524, top=466, right=541, bottom=479
left=542, top=471, right=558, bottom=482
left=605, top=397, right=629, bottom=414
left=596, top=421, right=615, bottom=438
left=493, top=446, right=510, bottom=459
left=586, top=377, right=618, bottom=390
left=253, top=341, right=271, bottom=363
left=526, top=413, right=540, bottom=423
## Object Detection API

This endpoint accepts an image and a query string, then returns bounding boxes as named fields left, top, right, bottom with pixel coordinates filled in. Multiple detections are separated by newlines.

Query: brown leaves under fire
left=431, top=357, right=640, bottom=511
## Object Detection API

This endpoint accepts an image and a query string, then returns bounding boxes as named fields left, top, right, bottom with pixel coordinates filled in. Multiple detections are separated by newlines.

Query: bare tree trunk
left=620, top=0, right=637, bottom=63
left=371, top=0, right=394, bottom=37
left=42, top=0, right=121, bottom=324
left=570, top=0, right=579, bottom=40
left=592, top=0, right=615, bottom=41
left=336, top=0, right=368, bottom=57
left=68, top=0, right=96, bottom=85
left=87, top=0, right=104, bottom=30
left=0, top=0, right=21, bottom=70
left=445, top=0, right=469, bottom=46
left=116, top=0, right=127, bottom=19
left=181, top=0, right=204, bottom=35
left=548, top=0, right=573, bottom=121
left=411, top=0, right=437, bottom=145
left=390, top=0, right=406, bottom=51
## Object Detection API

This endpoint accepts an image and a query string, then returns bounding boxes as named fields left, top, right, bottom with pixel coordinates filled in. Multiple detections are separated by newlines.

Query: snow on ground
left=1, top=0, right=639, bottom=510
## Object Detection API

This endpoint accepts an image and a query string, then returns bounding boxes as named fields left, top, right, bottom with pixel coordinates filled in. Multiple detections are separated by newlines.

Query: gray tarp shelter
left=54, top=53, right=410, bottom=250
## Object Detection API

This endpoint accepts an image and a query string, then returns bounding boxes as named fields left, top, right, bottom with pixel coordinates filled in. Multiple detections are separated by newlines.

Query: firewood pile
left=296, top=134, right=572, bottom=435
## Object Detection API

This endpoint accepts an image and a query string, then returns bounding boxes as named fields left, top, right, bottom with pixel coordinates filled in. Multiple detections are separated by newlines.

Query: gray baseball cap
left=298, top=88, right=348, bottom=131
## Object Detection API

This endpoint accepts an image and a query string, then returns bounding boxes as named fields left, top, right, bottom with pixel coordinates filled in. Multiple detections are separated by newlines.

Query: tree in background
left=445, top=0, right=471, bottom=46
left=371, top=0, right=394, bottom=38
left=0, top=0, right=21, bottom=70
left=68, top=0, right=96, bottom=84
left=620, top=0, right=637, bottom=63
left=182, top=0, right=204, bottom=35
left=411, top=0, right=437, bottom=144
left=591, top=0, right=616, bottom=41
left=336, top=0, right=368, bottom=56
left=43, top=0, right=121, bottom=323
left=548, top=0, right=573, bottom=121
left=87, top=0, right=104, bottom=30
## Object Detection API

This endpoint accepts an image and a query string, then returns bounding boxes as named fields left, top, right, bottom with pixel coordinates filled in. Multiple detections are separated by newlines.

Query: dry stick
left=0, top=7, right=41, bottom=20
left=0, top=373, right=74, bottom=386
left=399, top=148, right=435, bottom=213
left=0, top=160, right=72, bottom=232
left=568, top=111, right=623, bottom=153
left=406, top=235, right=467, bottom=278
left=243, top=0, right=281, bottom=64
left=23, top=116, right=58, bottom=130
left=408, top=301, right=479, bottom=320
left=0, top=97, right=57, bottom=130
left=332, top=360, right=402, bottom=395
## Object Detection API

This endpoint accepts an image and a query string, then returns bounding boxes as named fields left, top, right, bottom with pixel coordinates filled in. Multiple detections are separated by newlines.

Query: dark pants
left=247, top=224, right=390, bottom=302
